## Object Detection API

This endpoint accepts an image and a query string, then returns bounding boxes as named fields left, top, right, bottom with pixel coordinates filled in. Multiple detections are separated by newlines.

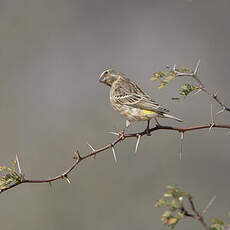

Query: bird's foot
left=144, top=127, right=151, bottom=136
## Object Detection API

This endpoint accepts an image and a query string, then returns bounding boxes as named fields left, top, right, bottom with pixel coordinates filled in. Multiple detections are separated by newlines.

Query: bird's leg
left=119, top=120, right=130, bottom=137
left=154, top=118, right=161, bottom=127
left=144, top=120, right=151, bottom=136
left=126, top=120, right=131, bottom=129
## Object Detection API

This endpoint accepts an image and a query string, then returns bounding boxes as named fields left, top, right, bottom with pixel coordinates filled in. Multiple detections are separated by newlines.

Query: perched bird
left=99, top=69, right=182, bottom=135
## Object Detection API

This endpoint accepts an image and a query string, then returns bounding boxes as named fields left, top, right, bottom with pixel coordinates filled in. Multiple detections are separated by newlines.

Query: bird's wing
left=112, top=78, right=169, bottom=113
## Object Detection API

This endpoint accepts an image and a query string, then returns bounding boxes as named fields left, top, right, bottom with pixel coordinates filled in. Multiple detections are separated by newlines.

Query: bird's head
left=99, top=69, right=119, bottom=87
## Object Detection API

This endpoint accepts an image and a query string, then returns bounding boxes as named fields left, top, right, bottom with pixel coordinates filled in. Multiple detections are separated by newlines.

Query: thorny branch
left=155, top=185, right=220, bottom=230
left=172, top=60, right=230, bottom=113
left=185, top=194, right=210, bottom=230
left=1, top=123, right=230, bottom=194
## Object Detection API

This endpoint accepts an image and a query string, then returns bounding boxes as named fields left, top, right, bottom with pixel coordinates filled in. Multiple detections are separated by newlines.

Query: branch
left=186, top=194, right=209, bottom=230
left=155, top=185, right=224, bottom=230
left=1, top=123, right=230, bottom=194
left=173, top=60, right=230, bottom=113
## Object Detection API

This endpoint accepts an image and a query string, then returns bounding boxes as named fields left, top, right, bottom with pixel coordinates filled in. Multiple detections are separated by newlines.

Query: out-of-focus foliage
left=155, top=185, right=188, bottom=229
left=210, top=218, right=225, bottom=230
left=155, top=185, right=227, bottom=230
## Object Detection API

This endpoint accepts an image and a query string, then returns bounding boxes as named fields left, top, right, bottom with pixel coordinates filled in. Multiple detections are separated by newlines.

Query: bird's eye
left=104, top=71, right=108, bottom=75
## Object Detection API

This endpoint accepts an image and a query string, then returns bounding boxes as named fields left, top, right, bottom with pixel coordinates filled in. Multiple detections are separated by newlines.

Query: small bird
left=99, top=69, right=182, bottom=135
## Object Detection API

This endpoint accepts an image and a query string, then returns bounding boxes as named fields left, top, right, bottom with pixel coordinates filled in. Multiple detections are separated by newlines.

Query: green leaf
left=211, top=218, right=224, bottom=225
left=176, top=66, right=193, bottom=73
left=210, top=218, right=225, bottom=230
left=0, top=159, right=21, bottom=190
left=155, top=199, right=167, bottom=207
left=210, top=224, right=225, bottom=230
left=179, top=84, right=199, bottom=97
left=161, top=210, right=172, bottom=219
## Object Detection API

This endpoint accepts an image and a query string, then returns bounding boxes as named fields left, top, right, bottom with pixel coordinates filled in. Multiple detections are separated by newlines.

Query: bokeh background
left=0, top=0, right=230, bottom=229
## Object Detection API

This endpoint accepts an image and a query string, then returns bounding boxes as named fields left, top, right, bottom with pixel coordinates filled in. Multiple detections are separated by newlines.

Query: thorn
left=135, top=134, right=141, bottom=153
left=61, top=174, right=71, bottom=184
left=193, top=88, right=202, bottom=95
left=65, top=176, right=71, bottom=184
left=202, top=195, right=216, bottom=216
left=210, top=103, right=214, bottom=124
left=179, top=132, right=184, bottom=160
left=194, top=59, right=200, bottom=75
left=209, top=123, right=215, bottom=133
left=16, top=152, right=22, bottom=175
left=173, top=64, right=176, bottom=72
left=73, top=148, right=81, bottom=161
left=87, top=142, right=96, bottom=152
left=216, top=107, right=225, bottom=115
left=111, top=145, right=117, bottom=163
left=107, top=131, right=120, bottom=136
left=87, top=142, right=97, bottom=159
left=49, top=181, right=53, bottom=189
left=213, top=90, right=219, bottom=98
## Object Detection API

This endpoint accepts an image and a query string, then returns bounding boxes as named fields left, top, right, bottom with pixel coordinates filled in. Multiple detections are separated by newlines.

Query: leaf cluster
left=0, top=160, right=21, bottom=190
left=154, top=185, right=188, bottom=229
left=150, top=66, right=199, bottom=100
left=155, top=185, right=228, bottom=230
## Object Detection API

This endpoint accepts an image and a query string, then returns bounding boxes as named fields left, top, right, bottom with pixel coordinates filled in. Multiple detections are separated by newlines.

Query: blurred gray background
left=0, top=0, right=230, bottom=229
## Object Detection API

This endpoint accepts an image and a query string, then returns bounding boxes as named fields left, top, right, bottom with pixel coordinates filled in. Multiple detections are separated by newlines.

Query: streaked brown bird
left=99, top=69, right=182, bottom=135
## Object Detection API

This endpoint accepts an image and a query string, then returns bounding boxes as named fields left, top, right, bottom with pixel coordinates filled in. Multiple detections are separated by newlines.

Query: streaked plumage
left=99, top=69, right=182, bottom=133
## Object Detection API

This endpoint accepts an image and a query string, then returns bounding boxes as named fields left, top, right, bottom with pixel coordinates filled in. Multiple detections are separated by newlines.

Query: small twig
left=171, top=60, right=230, bottom=113
left=187, top=194, right=210, bottom=230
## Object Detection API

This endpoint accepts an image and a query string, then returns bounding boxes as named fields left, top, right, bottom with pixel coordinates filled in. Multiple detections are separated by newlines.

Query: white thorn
left=107, top=131, right=120, bottom=136
left=126, top=120, right=131, bottom=128
left=180, top=132, right=184, bottom=140
left=209, top=123, right=215, bottom=133
left=202, top=195, right=216, bottom=216
left=73, top=148, right=81, bottom=161
left=193, top=88, right=202, bottom=95
left=16, top=153, right=22, bottom=175
left=111, top=146, right=117, bottom=163
left=194, top=59, right=200, bottom=75
left=210, top=103, right=214, bottom=124
left=216, top=107, right=225, bottom=115
left=87, top=142, right=95, bottom=152
left=135, top=135, right=141, bottom=153
left=65, top=177, right=71, bottom=184
left=173, top=64, right=176, bottom=72
left=213, top=90, right=219, bottom=97
left=180, top=132, right=184, bottom=160
left=49, top=181, right=52, bottom=188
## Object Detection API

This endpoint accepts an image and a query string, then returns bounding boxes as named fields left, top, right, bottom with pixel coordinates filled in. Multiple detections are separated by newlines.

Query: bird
left=99, top=69, right=182, bottom=135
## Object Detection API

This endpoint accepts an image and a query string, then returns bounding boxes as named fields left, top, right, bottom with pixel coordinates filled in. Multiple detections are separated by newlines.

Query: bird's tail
left=163, top=113, right=183, bottom=122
